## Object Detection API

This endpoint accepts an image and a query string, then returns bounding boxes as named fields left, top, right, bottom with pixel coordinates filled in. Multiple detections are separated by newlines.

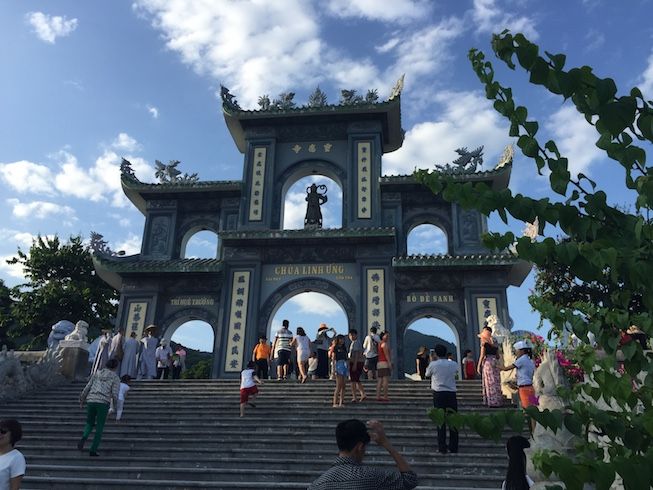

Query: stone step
left=24, top=464, right=505, bottom=487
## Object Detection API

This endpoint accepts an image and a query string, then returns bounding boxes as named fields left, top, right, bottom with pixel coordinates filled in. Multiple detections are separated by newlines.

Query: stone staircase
left=0, top=378, right=514, bottom=489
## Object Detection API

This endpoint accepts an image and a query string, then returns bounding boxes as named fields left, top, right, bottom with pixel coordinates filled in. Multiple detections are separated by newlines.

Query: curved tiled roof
left=392, top=252, right=520, bottom=267
left=380, top=163, right=512, bottom=190
left=220, top=227, right=395, bottom=240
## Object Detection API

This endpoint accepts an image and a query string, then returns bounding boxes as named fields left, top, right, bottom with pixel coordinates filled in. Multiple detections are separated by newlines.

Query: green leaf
left=524, top=121, right=539, bottom=136
left=595, top=78, right=617, bottom=103
left=597, top=97, right=637, bottom=136
left=515, top=39, right=538, bottom=69
left=529, top=58, right=550, bottom=85
left=545, top=51, right=566, bottom=70
left=518, top=135, right=540, bottom=157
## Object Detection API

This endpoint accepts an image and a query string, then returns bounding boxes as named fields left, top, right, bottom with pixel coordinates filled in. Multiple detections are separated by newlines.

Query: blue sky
left=1, top=1, right=651, bottom=352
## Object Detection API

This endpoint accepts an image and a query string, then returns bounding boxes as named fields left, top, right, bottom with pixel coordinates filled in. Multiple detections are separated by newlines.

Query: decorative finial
left=496, top=144, right=514, bottom=168
left=389, top=74, right=405, bottom=100
left=308, top=86, right=328, bottom=108
left=522, top=217, right=539, bottom=241
left=272, top=92, right=296, bottom=110
left=89, top=232, right=120, bottom=256
left=120, top=158, right=136, bottom=178
left=220, top=85, right=241, bottom=111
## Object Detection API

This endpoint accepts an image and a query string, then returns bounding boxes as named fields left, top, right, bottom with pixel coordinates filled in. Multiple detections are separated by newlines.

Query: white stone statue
left=527, top=349, right=578, bottom=486
left=486, top=315, right=510, bottom=340
left=65, top=320, right=89, bottom=343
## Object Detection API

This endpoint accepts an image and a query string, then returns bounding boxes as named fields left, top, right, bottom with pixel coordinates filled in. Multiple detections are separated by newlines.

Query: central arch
left=258, top=278, right=356, bottom=338
left=159, top=307, right=219, bottom=350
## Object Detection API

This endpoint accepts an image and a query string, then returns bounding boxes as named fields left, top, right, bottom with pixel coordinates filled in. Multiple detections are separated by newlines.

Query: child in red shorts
left=240, top=361, right=263, bottom=417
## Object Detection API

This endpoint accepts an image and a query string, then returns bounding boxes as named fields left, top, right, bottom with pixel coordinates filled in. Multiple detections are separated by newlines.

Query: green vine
left=417, top=31, right=653, bottom=490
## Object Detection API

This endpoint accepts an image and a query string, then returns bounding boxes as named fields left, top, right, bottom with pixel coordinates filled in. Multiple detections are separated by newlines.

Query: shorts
left=277, top=350, right=291, bottom=366
left=518, top=385, right=538, bottom=408
left=240, top=386, right=258, bottom=403
left=335, top=359, right=349, bottom=377
left=349, top=362, right=363, bottom=382
left=364, top=356, right=378, bottom=371
left=377, top=368, right=391, bottom=378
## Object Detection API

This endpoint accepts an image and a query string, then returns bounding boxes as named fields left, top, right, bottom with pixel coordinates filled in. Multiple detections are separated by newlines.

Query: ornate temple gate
left=92, top=82, right=529, bottom=378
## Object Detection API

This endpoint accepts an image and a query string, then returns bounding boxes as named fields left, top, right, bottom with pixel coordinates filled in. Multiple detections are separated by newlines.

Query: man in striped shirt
left=272, top=319, right=293, bottom=380
left=308, top=419, right=418, bottom=490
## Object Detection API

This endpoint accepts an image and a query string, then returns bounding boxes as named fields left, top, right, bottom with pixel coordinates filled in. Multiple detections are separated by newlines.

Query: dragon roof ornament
left=495, top=144, right=514, bottom=169
left=89, top=232, right=124, bottom=257
left=389, top=74, right=405, bottom=100
left=435, top=146, right=484, bottom=174
left=120, top=158, right=136, bottom=179
left=154, top=160, right=199, bottom=184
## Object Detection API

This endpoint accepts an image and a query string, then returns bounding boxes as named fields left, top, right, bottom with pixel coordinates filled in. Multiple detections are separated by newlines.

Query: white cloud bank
left=0, top=133, right=152, bottom=208
left=288, top=292, right=343, bottom=317
left=471, top=0, right=539, bottom=40
left=325, top=0, right=432, bottom=23
left=640, top=49, right=653, bottom=99
left=7, top=198, right=76, bottom=221
left=26, top=12, right=78, bottom=44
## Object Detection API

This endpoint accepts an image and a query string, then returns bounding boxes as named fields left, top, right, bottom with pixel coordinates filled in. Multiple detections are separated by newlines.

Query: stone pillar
left=58, top=340, right=90, bottom=381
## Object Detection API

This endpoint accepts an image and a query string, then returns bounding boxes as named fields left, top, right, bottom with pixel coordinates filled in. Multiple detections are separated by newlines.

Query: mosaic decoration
left=357, top=141, right=372, bottom=219
left=476, top=297, right=498, bottom=332
left=367, top=269, right=386, bottom=331
left=126, top=302, right=148, bottom=339
left=248, top=147, right=267, bottom=221
left=224, top=271, right=251, bottom=372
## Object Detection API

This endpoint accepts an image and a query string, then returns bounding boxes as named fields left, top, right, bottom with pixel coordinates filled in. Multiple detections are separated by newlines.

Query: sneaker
left=89, top=451, right=100, bottom=457
left=77, top=438, right=86, bottom=451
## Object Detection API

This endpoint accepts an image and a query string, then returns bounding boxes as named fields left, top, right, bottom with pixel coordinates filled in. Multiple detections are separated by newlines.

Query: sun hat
left=513, top=340, right=531, bottom=351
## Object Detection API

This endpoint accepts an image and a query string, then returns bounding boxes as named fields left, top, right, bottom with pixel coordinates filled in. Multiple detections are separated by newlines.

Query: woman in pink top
left=376, top=331, right=391, bottom=402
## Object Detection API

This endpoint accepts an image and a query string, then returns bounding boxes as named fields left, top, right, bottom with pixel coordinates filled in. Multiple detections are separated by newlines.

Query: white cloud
left=147, top=105, right=159, bottom=118
left=407, top=224, right=447, bottom=254
left=640, top=49, right=653, bottom=98
left=7, top=198, right=76, bottom=220
left=325, top=0, right=431, bottom=23
left=115, top=234, right=142, bottom=255
left=472, top=0, right=538, bottom=40
left=584, top=29, right=605, bottom=52
left=111, top=133, right=142, bottom=152
left=383, top=90, right=511, bottom=175
left=54, top=150, right=107, bottom=201
left=0, top=160, right=55, bottom=194
left=26, top=11, right=78, bottom=44
left=545, top=105, right=602, bottom=176
left=288, top=292, right=342, bottom=317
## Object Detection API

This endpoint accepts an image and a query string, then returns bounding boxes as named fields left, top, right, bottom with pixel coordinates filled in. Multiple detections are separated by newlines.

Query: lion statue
left=64, top=320, right=89, bottom=343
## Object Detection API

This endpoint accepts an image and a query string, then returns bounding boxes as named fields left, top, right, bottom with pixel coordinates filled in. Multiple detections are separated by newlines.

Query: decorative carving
left=120, top=158, right=136, bottom=179
left=305, top=183, right=328, bottom=229
left=258, top=94, right=271, bottom=110
left=149, top=216, right=170, bottom=255
left=147, top=200, right=177, bottom=209
left=496, top=144, right=514, bottom=168
left=436, top=146, right=484, bottom=174
left=340, top=89, right=364, bottom=105
left=89, top=232, right=121, bottom=257
left=389, top=74, right=405, bottom=100
left=220, top=85, right=241, bottom=111
left=461, top=209, right=480, bottom=244
left=272, top=92, right=296, bottom=110
left=365, top=89, right=379, bottom=103
left=47, top=320, right=75, bottom=350
left=308, top=86, right=328, bottom=107
left=154, top=160, right=199, bottom=184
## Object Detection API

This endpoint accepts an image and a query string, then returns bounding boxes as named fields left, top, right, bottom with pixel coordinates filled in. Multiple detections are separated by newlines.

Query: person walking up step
left=78, top=358, right=120, bottom=457
left=272, top=319, right=293, bottom=380
left=240, top=361, right=263, bottom=417
left=426, top=344, right=458, bottom=454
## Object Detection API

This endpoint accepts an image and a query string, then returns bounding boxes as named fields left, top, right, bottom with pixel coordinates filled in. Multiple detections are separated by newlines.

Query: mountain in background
left=403, top=330, right=457, bottom=376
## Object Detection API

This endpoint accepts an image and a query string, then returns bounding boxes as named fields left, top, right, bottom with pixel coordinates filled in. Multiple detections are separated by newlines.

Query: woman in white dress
left=290, top=327, right=311, bottom=383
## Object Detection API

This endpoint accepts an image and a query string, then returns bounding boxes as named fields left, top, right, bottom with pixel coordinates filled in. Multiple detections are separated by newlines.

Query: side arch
left=177, top=219, right=220, bottom=258
left=257, top=278, right=356, bottom=338
left=403, top=213, right=452, bottom=255
left=158, top=307, right=219, bottom=350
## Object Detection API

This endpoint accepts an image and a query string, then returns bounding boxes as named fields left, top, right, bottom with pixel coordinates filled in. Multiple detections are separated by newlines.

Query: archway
left=281, top=175, right=343, bottom=229
left=407, top=223, right=448, bottom=255
left=403, top=316, right=461, bottom=379
left=268, top=291, right=349, bottom=342
left=160, top=311, right=217, bottom=379
left=180, top=229, right=219, bottom=259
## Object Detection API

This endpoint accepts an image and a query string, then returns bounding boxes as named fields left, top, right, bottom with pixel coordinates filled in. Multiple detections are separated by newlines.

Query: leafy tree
left=7, top=235, right=119, bottom=349
left=416, top=31, right=653, bottom=490
left=181, top=359, right=211, bottom=379
left=0, top=279, right=16, bottom=348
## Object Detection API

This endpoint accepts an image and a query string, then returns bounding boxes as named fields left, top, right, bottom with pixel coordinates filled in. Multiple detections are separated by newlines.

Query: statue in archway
left=304, top=183, right=328, bottom=229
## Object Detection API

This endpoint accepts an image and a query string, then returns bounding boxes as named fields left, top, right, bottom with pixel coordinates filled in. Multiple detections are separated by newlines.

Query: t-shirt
left=253, top=343, right=271, bottom=360
left=240, top=368, right=256, bottom=389
left=118, top=382, right=130, bottom=401
left=274, top=328, right=293, bottom=354
left=514, top=355, right=535, bottom=386
left=363, top=334, right=380, bottom=358
left=155, top=346, right=172, bottom=368
left=425, top=359, right=458, bottom=392
left=348, top=338, right=363, bottom=361
left=0, top=449, right=26, bottom=488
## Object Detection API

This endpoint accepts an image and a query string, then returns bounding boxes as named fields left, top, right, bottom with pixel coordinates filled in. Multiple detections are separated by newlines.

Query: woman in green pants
left=78, top=358, right=120, bottom=456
